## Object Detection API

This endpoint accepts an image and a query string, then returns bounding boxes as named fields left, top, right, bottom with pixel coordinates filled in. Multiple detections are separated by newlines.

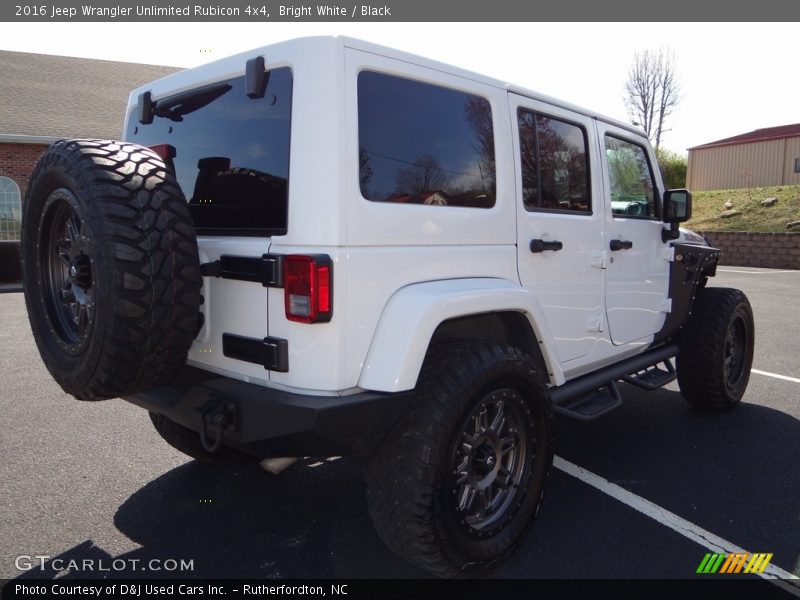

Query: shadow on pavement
left=555, top=384, right=800, bottom=576
left=16, top=456, right=423, bottom=579
left=13, top=385, right=800, bottom=580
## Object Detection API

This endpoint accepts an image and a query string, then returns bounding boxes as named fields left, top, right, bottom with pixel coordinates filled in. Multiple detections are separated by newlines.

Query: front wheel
left=365, top=343, right=553, bottom=578
left=677, top=287, right=755, bottom=409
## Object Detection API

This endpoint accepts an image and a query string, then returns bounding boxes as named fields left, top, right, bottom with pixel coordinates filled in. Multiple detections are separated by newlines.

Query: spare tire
left=22, top=139, right=201, bottom=401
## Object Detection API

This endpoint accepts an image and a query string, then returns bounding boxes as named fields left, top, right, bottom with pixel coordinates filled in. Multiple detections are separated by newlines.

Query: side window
left=0, top=176, right=22, bottom=241
left=517, top=109, right=590, bottom=213
left=604, top=136, right=657, bottom=218
left=357, top=71, right=495, bottom=208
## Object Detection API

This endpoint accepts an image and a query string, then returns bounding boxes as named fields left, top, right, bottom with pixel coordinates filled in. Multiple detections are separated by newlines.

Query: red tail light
left=284, top=255, right=333, bottom=323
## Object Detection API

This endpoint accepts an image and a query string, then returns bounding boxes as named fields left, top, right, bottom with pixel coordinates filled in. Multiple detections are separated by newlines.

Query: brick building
left=0, top=51, right=178, bottom=282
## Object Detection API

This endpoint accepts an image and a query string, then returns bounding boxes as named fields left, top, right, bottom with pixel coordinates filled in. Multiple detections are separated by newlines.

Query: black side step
left=553, top=381, right=622, bottom=422
left=549, top=344, right=678, bottom=422
left=622, top=360, right=676, bottom=391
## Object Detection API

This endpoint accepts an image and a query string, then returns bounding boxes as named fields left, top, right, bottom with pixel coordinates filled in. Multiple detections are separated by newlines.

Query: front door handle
left=609, top=239, right=633, bottom=251
left=530, top=239, right=563, bottom=253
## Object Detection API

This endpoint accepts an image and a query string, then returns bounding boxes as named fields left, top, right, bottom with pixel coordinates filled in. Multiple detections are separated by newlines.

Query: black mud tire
left=364, top=343, right=554, bottom=578
left=22, top=139, right=202, bottom=401
left=148, top=412, right=249, bottom=463
left=677, top=287, right=754, bottom=409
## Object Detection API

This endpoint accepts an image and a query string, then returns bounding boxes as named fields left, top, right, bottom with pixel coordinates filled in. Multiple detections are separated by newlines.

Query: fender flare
left=357, top=278, right=564, bottom=392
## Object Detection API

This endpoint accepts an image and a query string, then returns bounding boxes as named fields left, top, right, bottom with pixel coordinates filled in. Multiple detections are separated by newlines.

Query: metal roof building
left=686, top=123, right=800, bottom=191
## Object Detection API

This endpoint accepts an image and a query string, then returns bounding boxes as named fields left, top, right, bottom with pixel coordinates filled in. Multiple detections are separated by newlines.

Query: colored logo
left=696, top=552, right=773, bottom=574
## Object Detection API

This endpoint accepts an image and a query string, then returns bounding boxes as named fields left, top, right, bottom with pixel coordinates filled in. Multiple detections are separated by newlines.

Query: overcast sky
left=1, top=22, right=797, bottom=154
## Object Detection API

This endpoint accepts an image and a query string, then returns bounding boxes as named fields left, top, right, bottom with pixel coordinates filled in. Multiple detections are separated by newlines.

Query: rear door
left=597, top=123, right=670, bottom=345
left=125, top=67, right=293, bottom=382
left=511, top=94, right=606, bottom=364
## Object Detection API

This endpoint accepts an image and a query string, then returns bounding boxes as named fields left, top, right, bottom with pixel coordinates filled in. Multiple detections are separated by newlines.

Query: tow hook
left=199, top=399, right=236, bottom=453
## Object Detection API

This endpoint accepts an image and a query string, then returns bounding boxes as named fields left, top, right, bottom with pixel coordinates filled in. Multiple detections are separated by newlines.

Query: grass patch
left=686, top=184, right=800, bottom=232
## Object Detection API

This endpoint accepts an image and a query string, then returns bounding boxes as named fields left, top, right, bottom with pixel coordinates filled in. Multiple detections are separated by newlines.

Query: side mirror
left=663, top=189, right=692, bottom=223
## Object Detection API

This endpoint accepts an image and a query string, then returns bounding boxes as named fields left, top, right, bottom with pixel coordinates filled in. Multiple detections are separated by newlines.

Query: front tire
left=677, top=287, right=755, bottom=409
left=365, top=343, right=553, bottom=578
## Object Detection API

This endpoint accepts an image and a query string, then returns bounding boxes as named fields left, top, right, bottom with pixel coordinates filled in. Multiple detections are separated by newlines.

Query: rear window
left=126, top=67, right=292, bottom=235
left=357, top=71, right=496, bottom=208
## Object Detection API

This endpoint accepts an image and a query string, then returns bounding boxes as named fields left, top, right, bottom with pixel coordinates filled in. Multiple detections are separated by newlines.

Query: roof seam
left=689, top=123, right=800, bottom=150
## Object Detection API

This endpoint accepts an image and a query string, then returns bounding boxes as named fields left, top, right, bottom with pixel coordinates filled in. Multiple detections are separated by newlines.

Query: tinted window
left=605, top=136, right=657, bottom=218
left=127, top=68, right=292, bottom=234
left=358, top=71, right=495, bottom=208
left=518, top=110, right=590, bottom=213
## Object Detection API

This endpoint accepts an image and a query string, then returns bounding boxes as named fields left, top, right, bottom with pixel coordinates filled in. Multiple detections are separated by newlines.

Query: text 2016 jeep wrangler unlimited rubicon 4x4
left=21, top=37, right=754, bottom=577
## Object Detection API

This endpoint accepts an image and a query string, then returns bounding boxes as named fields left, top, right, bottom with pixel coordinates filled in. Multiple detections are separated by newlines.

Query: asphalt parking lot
left=1, top=268, right=798, bottom=586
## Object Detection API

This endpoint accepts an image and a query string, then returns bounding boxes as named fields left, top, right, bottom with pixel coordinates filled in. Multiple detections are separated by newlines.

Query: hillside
left=686, top=185, right=800, bottom=232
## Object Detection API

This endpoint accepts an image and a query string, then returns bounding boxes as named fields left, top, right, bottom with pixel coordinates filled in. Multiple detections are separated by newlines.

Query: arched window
left=0, top=176, right=22, bottom=241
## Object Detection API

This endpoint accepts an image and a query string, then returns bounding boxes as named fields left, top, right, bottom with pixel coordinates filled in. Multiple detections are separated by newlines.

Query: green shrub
left=656, top=147, right=687, bottom=189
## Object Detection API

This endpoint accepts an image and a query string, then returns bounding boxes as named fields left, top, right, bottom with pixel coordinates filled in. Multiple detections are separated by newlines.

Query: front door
left=597, top=123, right=670, bottom=345
left=511, top=94, right=605, bottom=364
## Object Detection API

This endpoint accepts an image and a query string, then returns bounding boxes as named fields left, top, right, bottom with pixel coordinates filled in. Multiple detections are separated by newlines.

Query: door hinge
left=222, top=333, right=289, bottom=372
left=201, top=254, right=284, bottom=287
left=659, top=299, right=673, bottom=313
left=662, top=246, right=675, bottom=262
left=585, top=314, right=605, bottom=333
left=589, top=250, right=608, bottom=269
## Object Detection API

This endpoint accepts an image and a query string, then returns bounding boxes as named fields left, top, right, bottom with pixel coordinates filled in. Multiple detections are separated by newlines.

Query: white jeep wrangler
left=21, top=37, right=754, bottom=577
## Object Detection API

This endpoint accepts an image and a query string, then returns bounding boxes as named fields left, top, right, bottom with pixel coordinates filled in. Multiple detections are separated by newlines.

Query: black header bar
left=4, top=0, right=799, bottom=22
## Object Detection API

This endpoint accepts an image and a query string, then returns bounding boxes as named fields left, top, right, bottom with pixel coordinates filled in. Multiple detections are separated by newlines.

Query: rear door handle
left=530, top=239, right=563, bottom=253
left=609, top=239, right=633, bottom=251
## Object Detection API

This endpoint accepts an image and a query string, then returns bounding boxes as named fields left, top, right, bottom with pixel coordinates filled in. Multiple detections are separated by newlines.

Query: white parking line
left=752, top=369, right=800, bottom=384
left=554, top=456, right=800, bottom=595
left=718, top=269, right=799, bottom=274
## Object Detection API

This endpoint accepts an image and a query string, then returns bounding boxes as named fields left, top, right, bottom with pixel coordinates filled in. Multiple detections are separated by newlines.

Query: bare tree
left=624, top=49, right=680, bottom=153
left=464, top=97, right=496, bottom=194
left=359, top=148, right=374, bottom=197
left=396, top=154, right=451, bottom=195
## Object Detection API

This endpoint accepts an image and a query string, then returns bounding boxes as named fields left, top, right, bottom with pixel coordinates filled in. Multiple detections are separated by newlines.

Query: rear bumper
left=124, top=366, right=410, bottom=458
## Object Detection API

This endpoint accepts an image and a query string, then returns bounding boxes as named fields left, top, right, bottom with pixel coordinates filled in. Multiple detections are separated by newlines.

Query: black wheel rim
left=449, top=389, right=532, bottom=538
left=724, top=316, right=747, bottom=386
left=39, top=189, right=95, bottom=349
